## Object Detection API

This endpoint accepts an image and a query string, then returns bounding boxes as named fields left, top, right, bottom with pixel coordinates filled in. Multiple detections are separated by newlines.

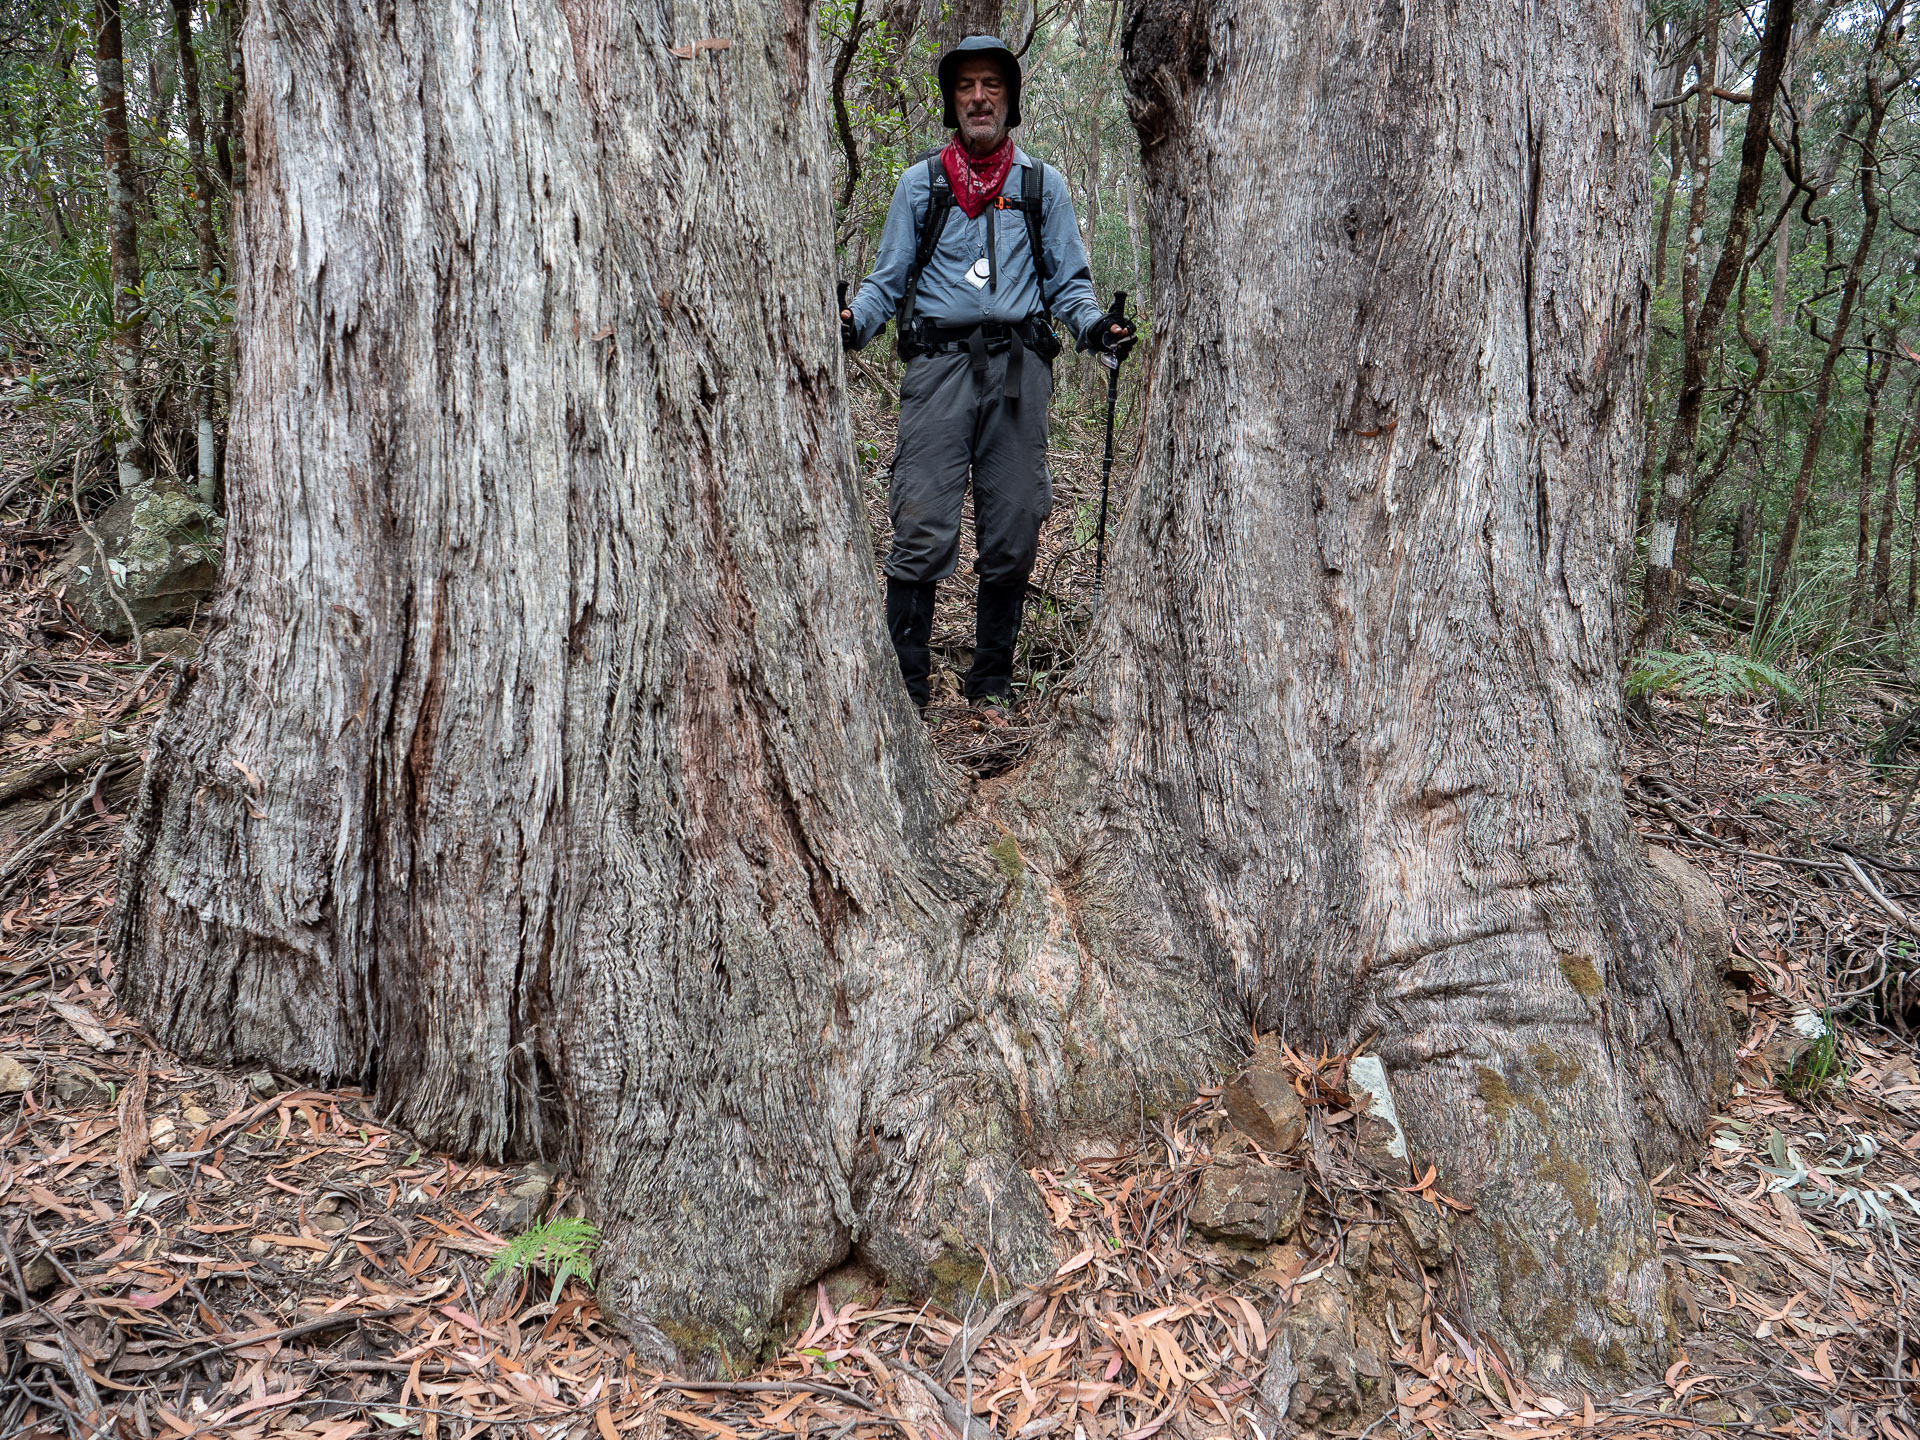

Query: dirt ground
left=4, top=392, right=1920, bottom=1440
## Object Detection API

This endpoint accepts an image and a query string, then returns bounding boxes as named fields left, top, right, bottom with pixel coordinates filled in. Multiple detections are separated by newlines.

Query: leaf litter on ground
left=3, top=402, right=1919, bottom=1439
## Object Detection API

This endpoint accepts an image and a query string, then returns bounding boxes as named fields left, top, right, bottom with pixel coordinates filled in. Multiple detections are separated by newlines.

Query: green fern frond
left=1628, top=648, right=1801, bottom=705
left=484, top=1216, right=601, bottom=1304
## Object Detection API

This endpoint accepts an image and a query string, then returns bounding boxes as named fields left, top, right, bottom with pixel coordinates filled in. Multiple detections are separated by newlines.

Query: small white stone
left=1349, top=1056, right=1408, bottom=1160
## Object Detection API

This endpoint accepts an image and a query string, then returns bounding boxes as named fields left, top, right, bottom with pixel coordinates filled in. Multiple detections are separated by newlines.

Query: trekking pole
left=1092, top=290, right=1128, bottom=621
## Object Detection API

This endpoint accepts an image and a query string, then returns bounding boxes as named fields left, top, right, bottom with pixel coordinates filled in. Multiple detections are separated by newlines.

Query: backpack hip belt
left=904, top=317, right=1062, bottom=400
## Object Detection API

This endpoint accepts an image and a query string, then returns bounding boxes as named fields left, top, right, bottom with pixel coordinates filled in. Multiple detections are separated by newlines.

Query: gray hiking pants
left=884, top=345, right=1053, bottom=587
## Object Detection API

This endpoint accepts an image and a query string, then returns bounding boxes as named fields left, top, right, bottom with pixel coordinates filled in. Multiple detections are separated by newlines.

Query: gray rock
left=51, top=1068, right=111, bottom=1109
left=0, top=1055, right=31, bottom=1094
left=56, top=480, right=222, bottom=638
left=247, top=1070, right=278, bottom=1098
left=1190, top=1150, right=1307, bottom=1244
left=1260, top=1264, right=1389, bottom=1429
left=1384, top=1191, right=1452, bottom=1261
left=22, top=1254, right=57, bottom=1292
left=1221, top=1035, right=1307, bottom=1155
left=496, top=1167, right=558, bottom=1233
left=141, top=627, right=201, bottom=658
left=1647, top=845, right=1732, bottom=975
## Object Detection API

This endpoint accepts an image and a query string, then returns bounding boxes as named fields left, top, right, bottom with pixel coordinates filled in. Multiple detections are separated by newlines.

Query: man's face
left=953, top=56, right=1010, bottom=154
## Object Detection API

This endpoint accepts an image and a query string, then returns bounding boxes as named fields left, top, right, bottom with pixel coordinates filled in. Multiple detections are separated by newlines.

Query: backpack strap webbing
left=988, top=160, right=1055, bottom=320
left=897, top=152, right=954, bottom=349
left=1022, top=158, right=1053, bottom=324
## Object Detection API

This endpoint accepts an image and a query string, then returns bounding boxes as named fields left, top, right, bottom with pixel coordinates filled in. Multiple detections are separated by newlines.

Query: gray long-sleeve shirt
left=846, top=147, right=1107, bottom=350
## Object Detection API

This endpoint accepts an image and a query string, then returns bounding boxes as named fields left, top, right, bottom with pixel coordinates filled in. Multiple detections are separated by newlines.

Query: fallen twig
left=0, top=739, right=139, bottom=807
left=147, top=1305, right=412, bottom=1375
left=1838, top=851, right=1920, bottom=937
left=657, top=1379, right=883, bottom=1414
left=0, top=761, right=108, bottom=891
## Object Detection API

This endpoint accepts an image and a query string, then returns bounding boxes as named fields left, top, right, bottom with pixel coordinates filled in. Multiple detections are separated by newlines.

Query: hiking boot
left=885, top=577, right=938, bottom=711
left=963, top=579, right=1027, bottom=703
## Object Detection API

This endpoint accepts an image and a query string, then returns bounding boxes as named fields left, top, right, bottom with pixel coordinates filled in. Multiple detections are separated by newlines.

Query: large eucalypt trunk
left=109, top=0, right=1223, bottom=1372
left=1096, top=0, right=1733, bottom=1386
left=111, top=0, right=1732, bottom=1397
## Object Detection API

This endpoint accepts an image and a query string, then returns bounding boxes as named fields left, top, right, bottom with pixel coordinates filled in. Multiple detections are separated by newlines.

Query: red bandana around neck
left=942, top=136, right=1016, bottom=219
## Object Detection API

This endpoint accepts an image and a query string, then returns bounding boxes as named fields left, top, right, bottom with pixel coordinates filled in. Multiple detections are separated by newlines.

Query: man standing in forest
left=841, top=36, right=1135, bottom=712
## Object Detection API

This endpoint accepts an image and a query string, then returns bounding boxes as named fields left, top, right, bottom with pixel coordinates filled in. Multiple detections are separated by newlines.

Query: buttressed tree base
left=113, top=0, right=1734, bottom=1387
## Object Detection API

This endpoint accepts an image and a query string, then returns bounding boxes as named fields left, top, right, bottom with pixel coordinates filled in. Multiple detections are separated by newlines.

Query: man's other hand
left=841, top=308, right=860, bottom=352
left=1092, top=317, right=1137, bottom=364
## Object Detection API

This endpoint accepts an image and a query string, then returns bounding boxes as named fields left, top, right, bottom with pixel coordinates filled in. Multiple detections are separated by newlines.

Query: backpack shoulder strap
left=1022, top=159, right=1054, bottom=320
left=898, top=153, right=954, bottom=343
left=914, top=154, right=954, bottom=271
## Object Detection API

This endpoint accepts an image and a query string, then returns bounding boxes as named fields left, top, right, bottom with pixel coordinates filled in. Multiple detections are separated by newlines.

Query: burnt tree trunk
left=115, top=0, right=1731, bottom=1394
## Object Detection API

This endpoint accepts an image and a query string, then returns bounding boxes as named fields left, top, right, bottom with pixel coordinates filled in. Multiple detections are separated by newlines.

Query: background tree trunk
left=1654, top=120, right=1680, bottom=293
left=114, top=0, right=1732, bottom=1395
left=96, top=0, right=146, bottom=494
left=170, top=0, right=222, bottom=505
left=1852, top=340, right=1888, bottom=623
left=1639, top=0, right=1794, bottom=642
left=929, top=0, right=1002, bottom=53
left=1764, top=9, right=1898, bottom=619
left=1873, top=380, right=1920, bottom=624
left=1731, top=497, right=1758, bottom=592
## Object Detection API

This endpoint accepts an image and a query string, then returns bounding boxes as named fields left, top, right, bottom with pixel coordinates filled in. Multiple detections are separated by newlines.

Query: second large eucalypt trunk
left=1102, top=0, right=1734, bottom=1384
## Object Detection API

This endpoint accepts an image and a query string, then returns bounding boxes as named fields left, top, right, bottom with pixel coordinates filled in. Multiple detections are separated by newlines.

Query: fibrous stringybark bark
left=115, top=0, right=1731, bottom=1393
left=114, top=0, right=1219, bottom=1367
left=1099, top=0, right=1728, bottom=1380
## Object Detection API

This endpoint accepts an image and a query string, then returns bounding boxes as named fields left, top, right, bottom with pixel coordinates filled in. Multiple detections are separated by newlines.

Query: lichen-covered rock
left=1189, top=1147, right=1306, bottom=1243
left=1221, top=1034, right=1307, bottom=1155
left=56, top=479, right=222, bottom=638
